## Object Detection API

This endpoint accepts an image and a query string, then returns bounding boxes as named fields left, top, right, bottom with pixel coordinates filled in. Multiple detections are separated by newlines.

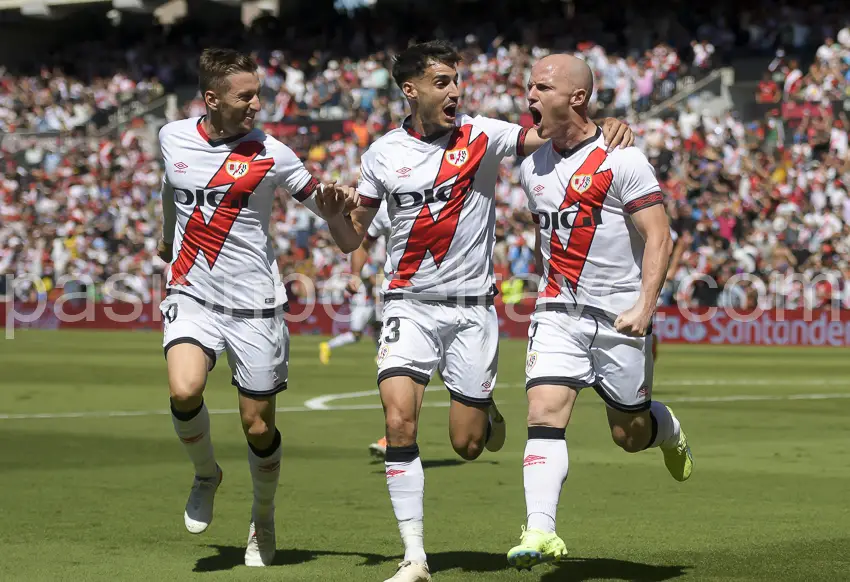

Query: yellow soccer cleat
left=507, top=527, right=568, bottom=570
left=661, top=407, right=693, bottom=482
left=319, top=342, right=330, bottom=365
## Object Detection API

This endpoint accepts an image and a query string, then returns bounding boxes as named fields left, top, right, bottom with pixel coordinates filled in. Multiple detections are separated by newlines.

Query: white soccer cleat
left=244, top=519, right=276, bottom=567
left=183, top=465, right=222, bottom=534
left=485, top=402, right=506, bottom=452
left=384, top=560, right=431, bottom=582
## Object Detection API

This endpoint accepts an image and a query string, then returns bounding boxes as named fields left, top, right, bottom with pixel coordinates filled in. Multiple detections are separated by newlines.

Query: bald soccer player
left=506, top=54, right=693, bottom=569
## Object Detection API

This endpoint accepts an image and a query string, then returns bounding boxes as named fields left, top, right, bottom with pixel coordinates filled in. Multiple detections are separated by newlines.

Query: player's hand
left=157, top=239, right=173, bottom=263
left=316, top=182, right=354, bottom=218
left=345, top=275, right=363, bottom=296
left=615, top=305, right=653, bottom=337
left=600, top=117, right=635, bottom=152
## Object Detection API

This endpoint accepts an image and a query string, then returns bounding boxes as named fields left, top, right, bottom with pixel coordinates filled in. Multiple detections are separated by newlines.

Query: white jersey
left=357, top=114, right=528, bottom=298
left=521, top=127, right=663, bottom=318
left=160, top=117, right=318, bottom=314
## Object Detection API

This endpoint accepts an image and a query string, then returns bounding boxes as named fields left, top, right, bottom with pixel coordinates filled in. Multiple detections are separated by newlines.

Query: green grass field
left=1, top=331, right=849, bottom=581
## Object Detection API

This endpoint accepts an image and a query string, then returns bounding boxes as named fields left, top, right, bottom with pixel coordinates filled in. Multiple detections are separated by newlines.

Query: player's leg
left=162, top=296, right=226, bottom=534
left=226, top=315, right=290, bottom=567
left=594, top=323, right=692, bottom=481
left=442, top=305, right=504, bottom=460
left=508, top=311, right=596, bottom=569
left=376, top=301, right=439, bottom=582
left=368, top=309, right=387, bottom=460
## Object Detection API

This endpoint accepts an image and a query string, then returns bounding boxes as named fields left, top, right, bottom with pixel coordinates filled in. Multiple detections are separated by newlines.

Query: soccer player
left=156, top=48, right=354, bottom=567
left=319, top=204, right=391, bottom=365
left=505, top=54, right=693, bottom=570
left=319, top=41, right=633, bottom=582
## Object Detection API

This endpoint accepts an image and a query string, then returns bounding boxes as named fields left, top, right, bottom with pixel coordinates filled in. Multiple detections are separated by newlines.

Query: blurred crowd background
left=1, top=0, right=850, bottom=312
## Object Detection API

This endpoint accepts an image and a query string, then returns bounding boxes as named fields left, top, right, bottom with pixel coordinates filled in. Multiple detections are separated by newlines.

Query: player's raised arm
left=521, top=118, right=634, bottom=155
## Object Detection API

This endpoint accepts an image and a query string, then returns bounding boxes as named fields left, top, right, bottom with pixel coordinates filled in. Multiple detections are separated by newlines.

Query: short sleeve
left=519, top=159, right=539, bottom=220
left=473, top=115, right=529, bottom=158
left=356, top=148, right=385, bottom=208
left=613, top=147, right=663, bottom=214
left=274, top=143, right=317, bottom=201
left=366, top=204, right=391, bottom=240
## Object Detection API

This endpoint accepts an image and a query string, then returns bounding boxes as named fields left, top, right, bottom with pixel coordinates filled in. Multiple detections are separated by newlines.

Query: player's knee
left=451, top=434, right=484, bottom=461
left=610, top=423, right=645, bottom=453
left=241, top=412, right=272, bottom=441
left=385, top=408, right=416, bottom=445
left=169, top=379, right=204, bottom=408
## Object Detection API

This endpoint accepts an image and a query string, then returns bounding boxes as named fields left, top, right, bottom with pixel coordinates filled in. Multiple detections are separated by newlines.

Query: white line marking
left=2, top=383, right=849, bottom=421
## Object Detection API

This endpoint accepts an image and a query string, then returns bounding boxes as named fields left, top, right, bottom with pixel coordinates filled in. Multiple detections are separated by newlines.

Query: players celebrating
left=321, top=41, right=633, bottom=582
left=506, top=54, right=693, bottom=570
left=157, top=48, right=353, bottom=567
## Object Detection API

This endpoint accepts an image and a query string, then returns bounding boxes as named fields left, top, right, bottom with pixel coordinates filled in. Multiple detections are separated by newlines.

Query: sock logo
left=523, top=454, right=547, bottom=467
left=386, top=468, right=406, bottom=478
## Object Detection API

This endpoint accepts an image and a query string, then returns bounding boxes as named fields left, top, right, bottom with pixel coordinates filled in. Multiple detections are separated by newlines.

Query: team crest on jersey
left=570, top=174, right=593, bottom=193
left=445, top=148, right=469, bottom=168
left=377, top=344, right=390, bottom=364
left=526, top=351, right=538, bottom=373
left=226, top=160, right=250, bottom=180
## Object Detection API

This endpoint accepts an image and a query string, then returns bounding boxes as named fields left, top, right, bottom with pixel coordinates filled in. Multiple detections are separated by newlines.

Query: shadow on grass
left=194, top=545, right=389, bottom=572
left=540, top=558, right=691, bottom=581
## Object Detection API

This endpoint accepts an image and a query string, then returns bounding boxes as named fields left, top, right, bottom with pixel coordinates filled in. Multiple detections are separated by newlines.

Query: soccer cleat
left=661, top=407, right=693, bottom=482
left=244, top=519, right=276, bottom=567
left=183, top=465, right=223, bottom=534
left=507, top=526, right=568, bottom=570
left=369, top=436, right=388, bottom=460
left=485, top=402, right=506, bottom=452
left=383, top=560, right=431, bottom=582
left=319, top=342, right=331, bottom=365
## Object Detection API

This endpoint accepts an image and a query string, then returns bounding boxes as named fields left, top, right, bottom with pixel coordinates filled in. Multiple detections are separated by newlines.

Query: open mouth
left=529, top=107, right=543, bottom=127
left=443, top=102, right=458, bottom=118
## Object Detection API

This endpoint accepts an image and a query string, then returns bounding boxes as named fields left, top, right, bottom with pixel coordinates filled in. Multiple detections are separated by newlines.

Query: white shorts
left=525, top=308, right=653, bottom=413
left=350, top=302, right=377, bottom=333
left=376, top=299, right=498, bottom=406
left=161, top=294, right=289, bottom=397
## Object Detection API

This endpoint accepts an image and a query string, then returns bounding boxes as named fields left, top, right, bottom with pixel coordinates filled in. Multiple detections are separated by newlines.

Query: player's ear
left=571, top=88, right=587, bottom=107
left=204, top=90, right=219, bottom=112
left=401, top=80, right=418, bottom=102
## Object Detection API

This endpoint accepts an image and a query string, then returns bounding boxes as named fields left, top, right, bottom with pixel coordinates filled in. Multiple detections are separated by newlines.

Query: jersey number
left=383, top=317, right=401, bottom=343
left=169, top=141, right=273, bottom=286
left=545, top=148, right=613, bottom=297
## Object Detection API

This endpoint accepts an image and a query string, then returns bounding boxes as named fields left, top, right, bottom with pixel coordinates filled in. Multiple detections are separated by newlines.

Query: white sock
left=386, top=445, right=426, bottom=564
left=248, top=429, right=282, bottom=520
left=523, top=427, right=569, bottom=533
left=328, top=331, right=357, bottom=349
left=171, top=400, right=217, bottom=478
left=648, top=401, right=680, bottom=449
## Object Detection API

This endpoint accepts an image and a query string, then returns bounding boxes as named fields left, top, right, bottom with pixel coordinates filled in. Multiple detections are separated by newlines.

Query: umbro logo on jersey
left=445, top=148, right=468, bottom=168
left=174, top=161, right=189, bottom=173
left=570, top=174, right=593, bottom=193
left=396, top=167, right=412, bottom=176
left=226, top=160, right=250, bottom=180
left=533, top=184, right=545, bottom=195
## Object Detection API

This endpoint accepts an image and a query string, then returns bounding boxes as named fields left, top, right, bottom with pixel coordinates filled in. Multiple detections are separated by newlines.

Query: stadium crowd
left=3, top=9, right=850, bottom=312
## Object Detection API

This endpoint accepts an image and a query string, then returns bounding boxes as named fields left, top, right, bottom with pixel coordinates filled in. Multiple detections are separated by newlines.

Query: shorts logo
left=445, top=148, right=468, bottom=168
left=386, top=468, right=406, bottom=478
left=377, top=344, right=390, bottom=364
left=226, top=160, right=250, bottom=180
left=570, top=174, right=592, bottom=193
left=481, top=380, right=493, bottom=393
left=523, top=454, right=547, bottom=467
left=526, top=351, right=537, bottom=373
